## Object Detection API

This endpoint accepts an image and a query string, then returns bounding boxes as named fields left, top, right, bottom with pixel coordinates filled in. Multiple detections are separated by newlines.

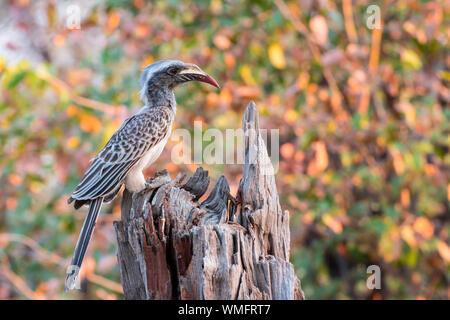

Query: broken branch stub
left=114, top=101, right=304, bottom=300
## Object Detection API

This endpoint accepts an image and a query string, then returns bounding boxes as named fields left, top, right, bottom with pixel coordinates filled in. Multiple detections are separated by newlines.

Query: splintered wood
left=114, top=101, right=304, bottom=300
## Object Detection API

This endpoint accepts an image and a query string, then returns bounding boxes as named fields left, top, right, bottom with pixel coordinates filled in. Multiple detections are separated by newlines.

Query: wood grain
left=114, top=101, right=304, bottom=300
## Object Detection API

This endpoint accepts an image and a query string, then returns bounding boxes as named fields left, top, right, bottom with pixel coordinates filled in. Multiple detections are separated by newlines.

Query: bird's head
left=139, top=60, right=219, bottom=104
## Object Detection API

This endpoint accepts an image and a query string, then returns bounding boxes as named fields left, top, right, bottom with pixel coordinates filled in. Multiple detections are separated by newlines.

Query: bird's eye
left=167, top=67, right=178, bottom=76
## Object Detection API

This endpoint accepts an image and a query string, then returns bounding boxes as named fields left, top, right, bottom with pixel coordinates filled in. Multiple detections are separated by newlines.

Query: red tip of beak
left=198, top=74, right=220, bottom=89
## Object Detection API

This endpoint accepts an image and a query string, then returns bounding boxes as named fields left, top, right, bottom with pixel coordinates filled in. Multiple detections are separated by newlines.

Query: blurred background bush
left=0, top=0, right=448, bottom=300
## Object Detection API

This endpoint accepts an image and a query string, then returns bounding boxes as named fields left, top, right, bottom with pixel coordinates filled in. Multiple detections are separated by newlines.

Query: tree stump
left=113, top=101, right=304, bottom=300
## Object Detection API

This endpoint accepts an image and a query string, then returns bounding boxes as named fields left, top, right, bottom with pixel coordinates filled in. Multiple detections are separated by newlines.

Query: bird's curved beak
left=180, top=64, right=220, bottom=89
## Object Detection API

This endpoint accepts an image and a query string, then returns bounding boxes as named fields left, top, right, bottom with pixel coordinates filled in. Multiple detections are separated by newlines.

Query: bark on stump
left=114, top=101, right=304, bottom=300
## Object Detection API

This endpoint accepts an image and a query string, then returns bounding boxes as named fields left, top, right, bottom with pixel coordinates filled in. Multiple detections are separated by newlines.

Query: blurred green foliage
left=0, top=0, right=448, bottom=299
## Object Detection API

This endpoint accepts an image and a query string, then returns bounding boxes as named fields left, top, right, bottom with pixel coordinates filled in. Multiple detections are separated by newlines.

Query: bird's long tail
left=65, top=197, right=103, bottom=292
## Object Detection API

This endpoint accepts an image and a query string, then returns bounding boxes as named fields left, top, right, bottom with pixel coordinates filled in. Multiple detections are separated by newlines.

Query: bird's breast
left=142, top=136, right=169, bottom=169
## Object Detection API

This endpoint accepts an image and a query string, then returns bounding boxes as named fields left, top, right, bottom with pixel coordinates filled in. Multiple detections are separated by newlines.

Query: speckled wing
left=68, top=106, right=173, bottom=204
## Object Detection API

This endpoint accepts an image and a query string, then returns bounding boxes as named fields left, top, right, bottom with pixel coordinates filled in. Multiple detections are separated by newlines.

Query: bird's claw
left=145, top=181, right=158, bottom=189
left=135, top=179, right=168, bottom=197
left=144, top=174, right=172, bottom=191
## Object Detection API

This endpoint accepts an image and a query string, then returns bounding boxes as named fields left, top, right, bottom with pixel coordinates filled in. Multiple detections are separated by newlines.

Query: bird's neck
left=145, top=83, right=176, bottom=113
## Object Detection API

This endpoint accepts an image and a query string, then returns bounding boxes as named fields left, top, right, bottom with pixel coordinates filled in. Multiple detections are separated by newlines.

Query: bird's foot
left=144, top=180, right=161, bottom=189
left=136, top=175, right=171, bottom=196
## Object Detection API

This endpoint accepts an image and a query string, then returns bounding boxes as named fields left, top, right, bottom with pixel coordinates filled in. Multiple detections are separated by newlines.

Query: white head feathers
left=139, top=60, right=184, bottom=104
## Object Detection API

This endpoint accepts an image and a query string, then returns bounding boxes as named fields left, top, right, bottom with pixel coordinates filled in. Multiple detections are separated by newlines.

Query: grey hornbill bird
left=65, top=60, right=219, bottom=291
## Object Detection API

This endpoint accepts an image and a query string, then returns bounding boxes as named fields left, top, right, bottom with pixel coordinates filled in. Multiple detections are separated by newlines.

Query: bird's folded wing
left=70, top=109, right=171, bottom=200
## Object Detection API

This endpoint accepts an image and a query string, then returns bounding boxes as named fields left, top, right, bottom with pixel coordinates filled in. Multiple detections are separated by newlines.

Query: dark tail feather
left=65, top=197, right=103, bottom=292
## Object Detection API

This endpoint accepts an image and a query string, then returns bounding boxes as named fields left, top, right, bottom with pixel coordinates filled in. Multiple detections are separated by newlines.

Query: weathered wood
left=114, top=101, right=304, bottom=300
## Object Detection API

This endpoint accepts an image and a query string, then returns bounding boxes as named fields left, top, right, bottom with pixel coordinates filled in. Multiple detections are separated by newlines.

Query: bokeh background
left=0, top=0, right=448, bottom=300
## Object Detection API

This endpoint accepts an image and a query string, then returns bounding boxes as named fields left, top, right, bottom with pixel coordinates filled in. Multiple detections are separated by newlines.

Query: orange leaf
left=309, top=15, right=328, bottom=46
left=284, top=109, right=298, bottom=124
left=281, top=143, right=295, bottom=159
left=235, top=86, right=260, bottom=99
left=401, top=225, right=417, bottom=247
left=53, top=34, right=65, bottom=47
left=66, top=105, right=78, bottom=117
left=206, top=92, right=219, bottom=107
left=16, top=0, right=29, bottom=6
left=323, top=214, right=343, bottom=234
left=165, top=162, right=177, bottom=173
left=140, top=55, right=154, bottom=70
left=400, top=188, right=410, bottom=207
left=6, top=198, right=18, bottom=210
left=135, top=23, right=150, bottom=38
left=301, top=212, right=314, bottom=225
left=67, top=136, right=81, bottom=149
left=133, top=0, right=145, bottom=9
left=437, top=241, right=450, bottom=262
left=392, top=150, right=405, bottom=174
left=80, top=113, right=102, bottom=133
left=307, top=141, right=328, bottom=175
left=296, top=71, right=309, bottom=89
left=398, top=102, right=416, bottom=126
left=213, top=35, right=231, bottom=50
left=106, top=12, right=120, bottom=31
left=219, top=88, right=232, bottom=105
left=294, top=151, right=304, bottom=162
left=8, top=173, right=22, bottom=186
left=67, top=68, right=93, bottom=87
left=424, top=163, right=437, bottom=177
left=224, top=52, right=236, bottom=68
left=413, top=217, right=434, bottom=239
